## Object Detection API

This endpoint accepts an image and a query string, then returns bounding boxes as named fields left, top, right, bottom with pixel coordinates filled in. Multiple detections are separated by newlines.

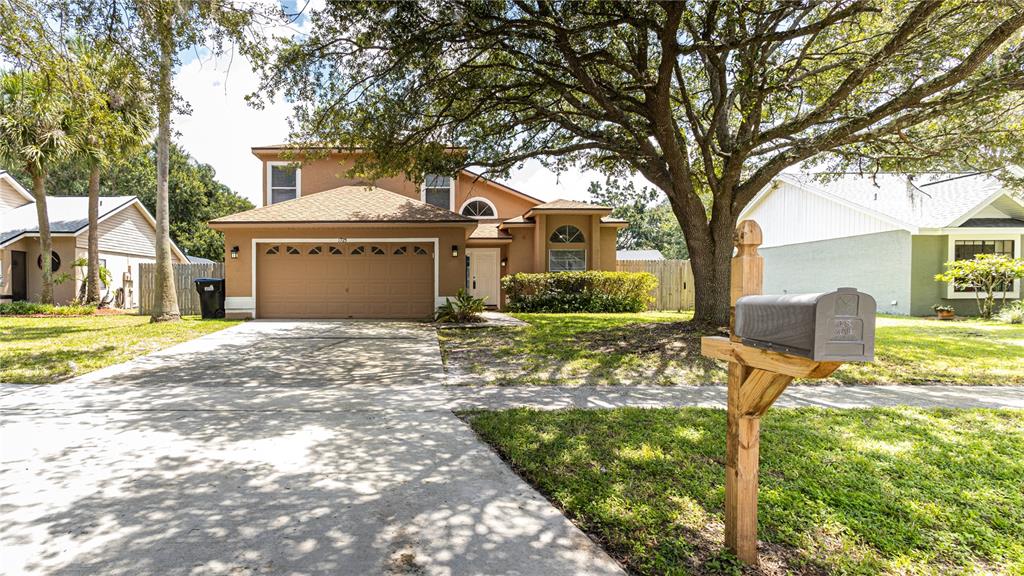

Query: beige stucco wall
left=2, top=237, right=78, bottom=303
left=219, top=225, right=473, bottom=302
left=254, top=151, right=538, bottom=220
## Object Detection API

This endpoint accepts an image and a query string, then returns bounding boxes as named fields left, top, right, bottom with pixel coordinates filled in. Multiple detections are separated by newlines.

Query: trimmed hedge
left=502, top=271, right=657, bottom=313
left=0, top=301, right=97, bottom=316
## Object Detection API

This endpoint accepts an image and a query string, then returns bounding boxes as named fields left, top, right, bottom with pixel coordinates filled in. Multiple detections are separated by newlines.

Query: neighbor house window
left=949, top=237, right=1019, bottom=296
left=422, top=174, right=452, bottom=210
left=549, top=249, right=586, bottom=272
left=268, top=163, right=300, bottom=205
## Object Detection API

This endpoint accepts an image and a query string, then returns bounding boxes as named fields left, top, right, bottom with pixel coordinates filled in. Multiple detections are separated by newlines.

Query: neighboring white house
left=617, top=249, right=666, bottom=261
left=740, top=172, right=1024, bottom=316
left=0, top=170, right=188, bottom=307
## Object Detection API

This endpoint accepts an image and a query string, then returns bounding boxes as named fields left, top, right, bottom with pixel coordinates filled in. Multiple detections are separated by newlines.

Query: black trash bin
left=194, top=278, right=225, bottom=319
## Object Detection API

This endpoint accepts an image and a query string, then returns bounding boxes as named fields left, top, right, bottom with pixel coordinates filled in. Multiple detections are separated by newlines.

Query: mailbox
left=734, top=287, right=875, bottom=361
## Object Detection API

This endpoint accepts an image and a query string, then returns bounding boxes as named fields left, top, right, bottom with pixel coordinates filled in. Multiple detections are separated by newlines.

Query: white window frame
left=945, top=233, right=1021, bottom=299
left=548, top=248, right=587, bottom=272
left=458, top=197, right=498, bottom=219
left=266, top=161, right=302, bottom=206
left=420, top=174, right=455, bottom=211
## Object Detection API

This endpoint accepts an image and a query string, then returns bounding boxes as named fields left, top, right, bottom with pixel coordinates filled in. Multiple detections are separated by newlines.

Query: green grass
left=439, top=313, right=1024, bottom=385
left=0, top=301, right=97, bottom=315
left=0, top=315, right=241, bottom=384
left=465, top=407, right=1024, bottom=575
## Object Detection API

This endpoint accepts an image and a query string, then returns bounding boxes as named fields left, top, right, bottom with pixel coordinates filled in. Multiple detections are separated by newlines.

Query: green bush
left=996, top=300, right=1024, bottom=324
left=435, top=288, right=487, bottom=323
left=0, top=301, right=96, bottom=316
left=502, top=271, right=657, bottom=313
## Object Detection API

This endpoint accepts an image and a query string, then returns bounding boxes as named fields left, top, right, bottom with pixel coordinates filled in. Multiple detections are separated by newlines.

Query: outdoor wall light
left=230, top=246, right=239, bottom=259
left=451, top=245, right=459, bottom=257
left=500, top=257, right=508, bottom=268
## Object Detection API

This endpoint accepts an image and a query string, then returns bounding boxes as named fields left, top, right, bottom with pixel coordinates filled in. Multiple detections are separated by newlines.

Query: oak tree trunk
left=150, top=9, right=180, bottom=323
left=30, top=170, right=53, bottom=304
left=86, top=163, right=101, bottom=304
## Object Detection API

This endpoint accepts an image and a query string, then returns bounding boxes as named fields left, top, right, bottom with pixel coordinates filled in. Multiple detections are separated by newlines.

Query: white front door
left=466, top=248, right=501, bottom=306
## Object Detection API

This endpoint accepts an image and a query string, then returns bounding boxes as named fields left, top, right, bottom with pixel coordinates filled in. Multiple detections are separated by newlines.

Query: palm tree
left=71, top=40, right=153, bottom=304
left=0, top=70, right=80, bottom=304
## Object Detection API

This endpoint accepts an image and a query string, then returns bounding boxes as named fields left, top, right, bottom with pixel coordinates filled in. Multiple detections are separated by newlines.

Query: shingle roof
left=530, top=199, right=610, bottom=211
left=960, top=218, right=1024, bottom=227
left=210, top=186, right=475, bottom=224
left=500, top=215, right=534, bottom=225
left=468, top=222, right=513, bottom=240
left=784, top=173, right=1008, bottom=229
left=1, top=196, right=136, bottom=244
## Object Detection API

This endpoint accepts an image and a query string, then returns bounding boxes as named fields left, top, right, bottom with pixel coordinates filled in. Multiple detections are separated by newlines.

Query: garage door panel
left=256, top=242, right=435, bottom=319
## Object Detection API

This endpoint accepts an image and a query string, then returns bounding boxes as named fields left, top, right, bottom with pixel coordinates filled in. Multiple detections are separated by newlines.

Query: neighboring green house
left=740, top=172, right=1024, bottom=316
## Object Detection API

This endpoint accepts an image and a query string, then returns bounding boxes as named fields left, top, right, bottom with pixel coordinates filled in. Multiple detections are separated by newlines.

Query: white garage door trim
left=228, top=237, right=440, bottom=318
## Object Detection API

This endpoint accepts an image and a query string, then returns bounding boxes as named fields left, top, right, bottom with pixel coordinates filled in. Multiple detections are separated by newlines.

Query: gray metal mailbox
left=734, top=287, right=875, bottom=361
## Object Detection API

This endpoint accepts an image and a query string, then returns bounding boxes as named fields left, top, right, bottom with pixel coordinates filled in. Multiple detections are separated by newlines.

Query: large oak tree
left=262, top=0, right=1024, bottom=325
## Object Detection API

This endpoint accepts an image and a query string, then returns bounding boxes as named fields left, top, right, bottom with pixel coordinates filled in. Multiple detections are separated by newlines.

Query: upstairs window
left=268, top=163, right=300, bottom=204
left=460, top=198, right=496, bottom=218
left=550, top=225, right=585, bottom=243
left=423, top=174, right=452, bottom=210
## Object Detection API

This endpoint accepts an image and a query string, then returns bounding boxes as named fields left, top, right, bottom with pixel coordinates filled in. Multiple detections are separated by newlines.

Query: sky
left=172, top=38, right=640, bottom=207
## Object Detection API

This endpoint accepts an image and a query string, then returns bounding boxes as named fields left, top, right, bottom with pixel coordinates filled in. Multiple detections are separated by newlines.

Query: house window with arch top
left=550, top=225, right=585, bottom=243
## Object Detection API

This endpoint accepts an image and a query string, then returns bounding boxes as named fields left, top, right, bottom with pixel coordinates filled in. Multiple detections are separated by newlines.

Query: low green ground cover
left=0, top=301, right=96, bottom=315
left=439, top=313, right=1024, bottom=385
left=0, top=315, right=241, bottom=384
left=465, top=407, right=1024, bottom=575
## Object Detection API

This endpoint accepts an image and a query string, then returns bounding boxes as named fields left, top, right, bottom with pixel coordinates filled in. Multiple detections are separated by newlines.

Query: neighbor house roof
left=1, top=195, right=134, bottom=244
left=617, top=249, right=665, bottom=261
left=764, top=172, right=1024, bottom=230
left=210, top=185, right=476, bottom=225
left=0, top=194, right=188, bottom=260
left=960, top=217, right=1024, bottom=227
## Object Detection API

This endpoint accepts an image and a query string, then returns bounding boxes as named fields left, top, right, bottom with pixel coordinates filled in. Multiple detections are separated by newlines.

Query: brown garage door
left=256, top=242, right=434, bottom=319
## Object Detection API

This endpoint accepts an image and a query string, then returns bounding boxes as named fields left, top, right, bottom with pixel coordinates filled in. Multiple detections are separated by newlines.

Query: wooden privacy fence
left=617, top=259, right=695, bottom=311
left=139, top=262, right=224, bottom=316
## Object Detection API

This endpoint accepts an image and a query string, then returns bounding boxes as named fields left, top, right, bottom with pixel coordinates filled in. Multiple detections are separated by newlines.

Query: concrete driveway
left=0, top=321, right=623, bottom=576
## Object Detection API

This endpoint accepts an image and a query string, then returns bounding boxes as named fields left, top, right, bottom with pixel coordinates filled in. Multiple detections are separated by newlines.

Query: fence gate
left=138, top=262, right=224, bottom=316
left=616, top=259, right=694, bottom=311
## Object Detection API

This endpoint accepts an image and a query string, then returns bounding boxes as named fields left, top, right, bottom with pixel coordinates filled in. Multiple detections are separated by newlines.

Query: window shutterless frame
left=420, top=174, right=455, bottom=210
left=548, top=248, right=587, bottom=272
left=266, top=161, right=301, bottom=206
left=945, top=233, right=1021, bottom=299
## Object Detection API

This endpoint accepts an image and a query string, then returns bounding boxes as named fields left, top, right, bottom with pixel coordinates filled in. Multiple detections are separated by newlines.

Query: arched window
left=550, top=225, right=585, bottom=243
left=459, top=198, right=496, bottom=218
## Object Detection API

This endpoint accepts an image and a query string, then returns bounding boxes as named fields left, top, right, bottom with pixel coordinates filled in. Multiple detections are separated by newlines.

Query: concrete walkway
left=446, top=384, right=1024, bottom=411
left=0, top=321, right=624, bottom=576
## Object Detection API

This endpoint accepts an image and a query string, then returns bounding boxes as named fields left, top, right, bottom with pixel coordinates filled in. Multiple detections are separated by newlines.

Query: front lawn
left=465, top=407, right=1024, bottom=575
left=0, top=315, right=241, bottom=384
left=439, top=313, right=1024, bottom=385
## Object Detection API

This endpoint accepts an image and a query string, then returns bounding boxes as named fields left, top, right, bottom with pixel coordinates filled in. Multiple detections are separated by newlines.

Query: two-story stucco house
left=740, top=172, right=1024, bottom=316
left=0, top=170, right=188, bottom=307
left=209, top=146, right=626, bottom=319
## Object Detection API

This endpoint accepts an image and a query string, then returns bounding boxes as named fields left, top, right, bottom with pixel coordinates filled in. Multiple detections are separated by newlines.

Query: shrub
left=502, top=271, right=657, bottom=313
left=935, top=254, right=1024, bottom=318
left=996, top=300, right=1024, bottom=324
left=0, top=301, right=97, bottom=316
left=435, top=289, right=487, bottom=323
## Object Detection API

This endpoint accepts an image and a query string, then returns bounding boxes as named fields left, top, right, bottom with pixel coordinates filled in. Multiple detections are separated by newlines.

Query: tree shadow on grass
left=443, top=321, right=726, bottom=386
left=1, top=346, right=117, bottom=384
left=466, top=407, right=1024, bottom=575
left=0, top=325, right=103, bottom=343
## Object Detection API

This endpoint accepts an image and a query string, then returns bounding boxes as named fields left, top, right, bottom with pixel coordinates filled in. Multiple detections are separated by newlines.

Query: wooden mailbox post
left=701, top=220, right=844, bottom=565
